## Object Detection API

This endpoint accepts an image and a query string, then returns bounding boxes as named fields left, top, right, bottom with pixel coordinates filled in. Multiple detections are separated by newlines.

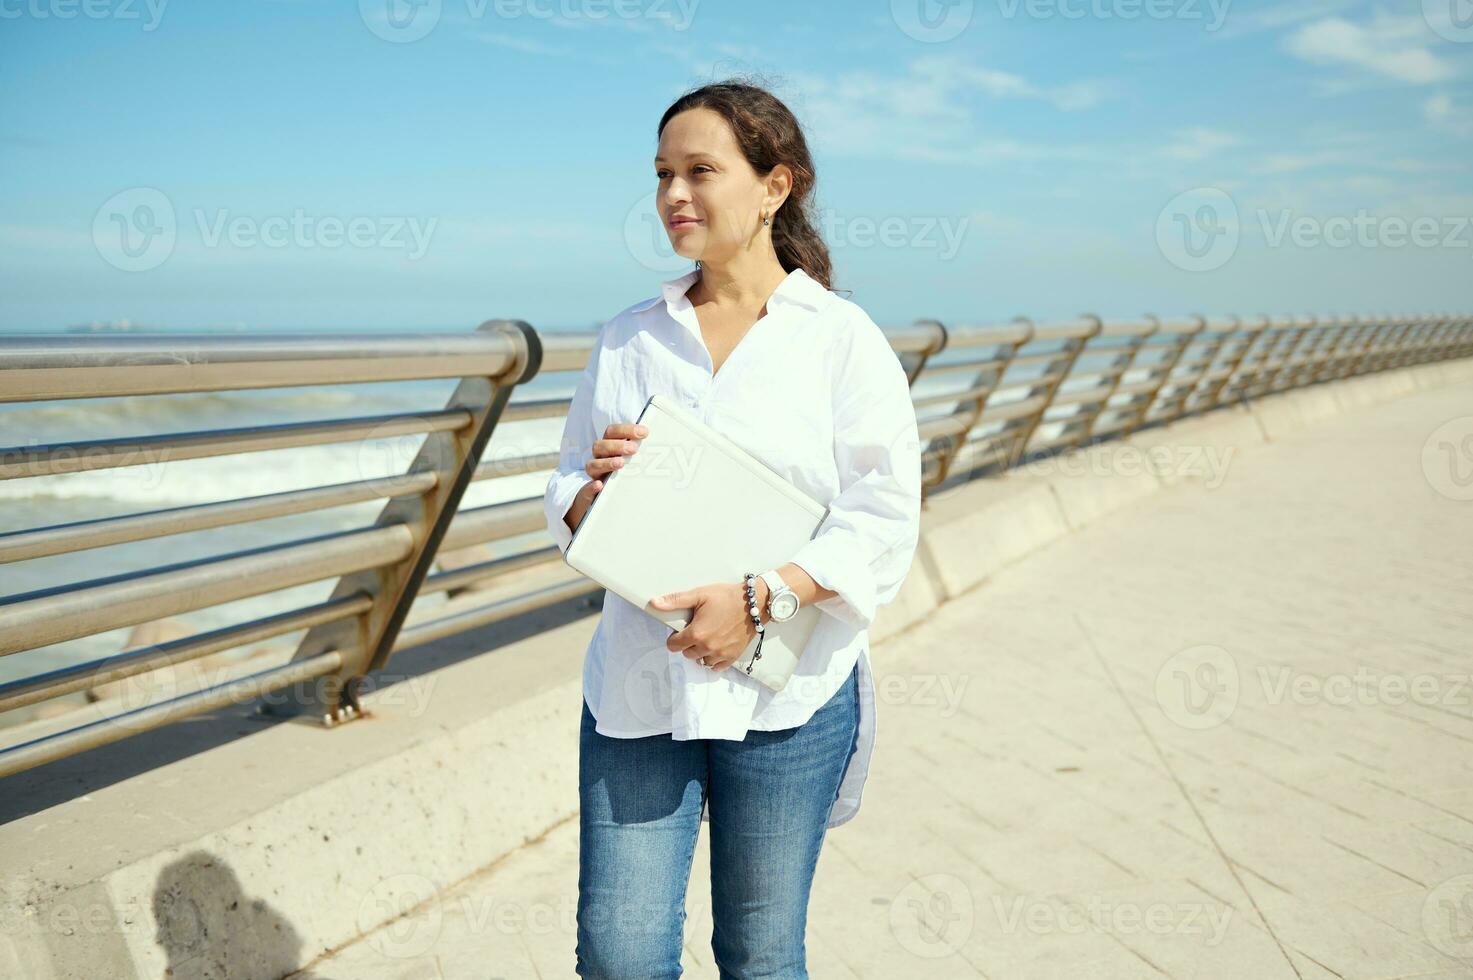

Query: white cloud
left=1213, top=0, right=1357, bottom=40
left=466, top=31, right=570, bottom=56
left=785, top=54, right=1118, bottom=164
left=1284, top=15, right=1457, bottom=85
left=1249, top=148, right=1448, bottom=176
left=910, top=57, right=1117, bottom=112
left=1425, top=92, right=1473, bottom=138
left=1163, top=128, right=1240, bottom=161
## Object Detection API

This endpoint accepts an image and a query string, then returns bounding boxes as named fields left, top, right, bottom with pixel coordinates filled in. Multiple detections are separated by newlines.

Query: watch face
left=771, top=592, right=799, bottom=621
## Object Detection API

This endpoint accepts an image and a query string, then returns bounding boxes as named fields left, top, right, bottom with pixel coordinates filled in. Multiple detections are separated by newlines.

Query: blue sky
left=2, top=0, right=1471, bottom=333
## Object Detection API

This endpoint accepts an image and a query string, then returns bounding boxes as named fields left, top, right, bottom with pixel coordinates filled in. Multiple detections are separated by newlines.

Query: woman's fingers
left=604, top=423, right=649, bottom=442
left=583, top=454, right=626, bottom=478
left=594, top=424, right=649, bottom=460
left=584, top=422, right=650, bottom=478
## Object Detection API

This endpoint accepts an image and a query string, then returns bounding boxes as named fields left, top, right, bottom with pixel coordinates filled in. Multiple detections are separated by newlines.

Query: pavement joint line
left=1071, top=608, right=1307, bottom=980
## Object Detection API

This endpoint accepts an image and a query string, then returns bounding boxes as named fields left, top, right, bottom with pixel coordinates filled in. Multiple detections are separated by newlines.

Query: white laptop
left=563, top=393, right=830, bottom=692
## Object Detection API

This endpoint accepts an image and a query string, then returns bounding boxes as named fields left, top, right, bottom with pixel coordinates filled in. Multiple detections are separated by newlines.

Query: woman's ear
left=766, top=163, right=793, bottom=216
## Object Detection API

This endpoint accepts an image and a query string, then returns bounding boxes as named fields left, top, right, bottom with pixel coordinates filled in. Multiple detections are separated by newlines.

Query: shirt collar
left=629, top=265, right=831, bottom=315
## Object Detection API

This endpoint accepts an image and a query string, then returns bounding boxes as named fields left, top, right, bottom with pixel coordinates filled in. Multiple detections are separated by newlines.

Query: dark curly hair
left=657, top=78, right=838, bottom=293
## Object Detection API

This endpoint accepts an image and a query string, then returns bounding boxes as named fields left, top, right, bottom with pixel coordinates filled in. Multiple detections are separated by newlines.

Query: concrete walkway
left=296, top=381, right=1473, bottom=980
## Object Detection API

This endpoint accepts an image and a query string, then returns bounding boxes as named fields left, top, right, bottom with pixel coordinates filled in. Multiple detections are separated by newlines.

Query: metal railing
left=1, top=312, right=1468, bottom=777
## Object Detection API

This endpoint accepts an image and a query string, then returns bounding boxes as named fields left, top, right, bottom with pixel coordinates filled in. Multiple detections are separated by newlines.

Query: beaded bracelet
left=742, top=571, right=765, bottom=674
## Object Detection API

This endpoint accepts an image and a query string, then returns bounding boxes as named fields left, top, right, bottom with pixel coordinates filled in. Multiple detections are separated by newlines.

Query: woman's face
left=654, top=107, right=786, bottom=266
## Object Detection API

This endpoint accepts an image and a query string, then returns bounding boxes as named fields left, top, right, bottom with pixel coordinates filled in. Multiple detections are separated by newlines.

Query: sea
left=0, top=325, right=598, bottom=722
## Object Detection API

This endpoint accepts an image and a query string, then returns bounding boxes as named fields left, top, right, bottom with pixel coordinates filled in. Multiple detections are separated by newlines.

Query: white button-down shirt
left=543, top=265, right=923, bottom=828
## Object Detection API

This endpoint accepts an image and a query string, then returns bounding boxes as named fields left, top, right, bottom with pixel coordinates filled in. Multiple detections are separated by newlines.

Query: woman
left=543, top=80, right=923, bottom=980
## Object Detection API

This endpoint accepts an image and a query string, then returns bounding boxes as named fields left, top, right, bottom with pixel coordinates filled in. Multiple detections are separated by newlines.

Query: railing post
left=1308, top=315, right=1355, bottom=384
left=931, top=325, right=1019, bottom=489
left=1272, top=316, right=1320, bottom=391
left=1362, top=317, right=1411, bottom=374
left=1121, top=314, right=1202, bottom=437
left=1198, top=315, right=1262, bottom=412
left=903, top=318, right=948, bottom=386
left=261, top=320, right=542, bottom=726
left=1075, top=317, right=1151, bottom=446
left=1342, top=315, right=1388, bottom=377
left=1006, top=314, right=1098, bottom=468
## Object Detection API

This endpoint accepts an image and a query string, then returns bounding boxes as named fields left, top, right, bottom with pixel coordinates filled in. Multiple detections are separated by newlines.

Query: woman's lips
left=669, top=218, right=702, bottom=229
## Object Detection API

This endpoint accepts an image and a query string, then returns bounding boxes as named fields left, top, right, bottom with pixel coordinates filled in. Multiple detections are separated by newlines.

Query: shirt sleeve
left=787, top=309, right=923, bottom=630
left=543, top=327, right=604, bottom=555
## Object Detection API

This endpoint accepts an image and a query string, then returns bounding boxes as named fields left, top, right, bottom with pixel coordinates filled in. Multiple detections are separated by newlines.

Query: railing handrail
left=0, top=311, right=1469, bottom=777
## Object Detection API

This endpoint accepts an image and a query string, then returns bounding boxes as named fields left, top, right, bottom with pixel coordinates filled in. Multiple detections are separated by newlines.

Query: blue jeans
left=576, top=662, right=861, bottom=980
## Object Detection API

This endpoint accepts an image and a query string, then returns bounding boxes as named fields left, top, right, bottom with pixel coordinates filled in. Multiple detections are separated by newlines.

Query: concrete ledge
left=2, top=357, right=1469, bottom=980
left=0, top=579, right=596, bottom=980
left=1010, top=440, right=1162, bottom=530
left=1249, top=384, right=1343, bottom=440
left=1126, top=403, right=1265, bottom=488
left=922, top=475, right=1069, bottom=597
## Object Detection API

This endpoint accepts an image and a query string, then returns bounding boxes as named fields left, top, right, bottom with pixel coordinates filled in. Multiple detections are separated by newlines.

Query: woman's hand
left=563, top=422, right=649, bottom=534
left=650, top=579, right=770, bottom=671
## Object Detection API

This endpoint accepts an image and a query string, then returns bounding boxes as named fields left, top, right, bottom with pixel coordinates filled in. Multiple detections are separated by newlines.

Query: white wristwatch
left=758, top=569, right=800, bottom=623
